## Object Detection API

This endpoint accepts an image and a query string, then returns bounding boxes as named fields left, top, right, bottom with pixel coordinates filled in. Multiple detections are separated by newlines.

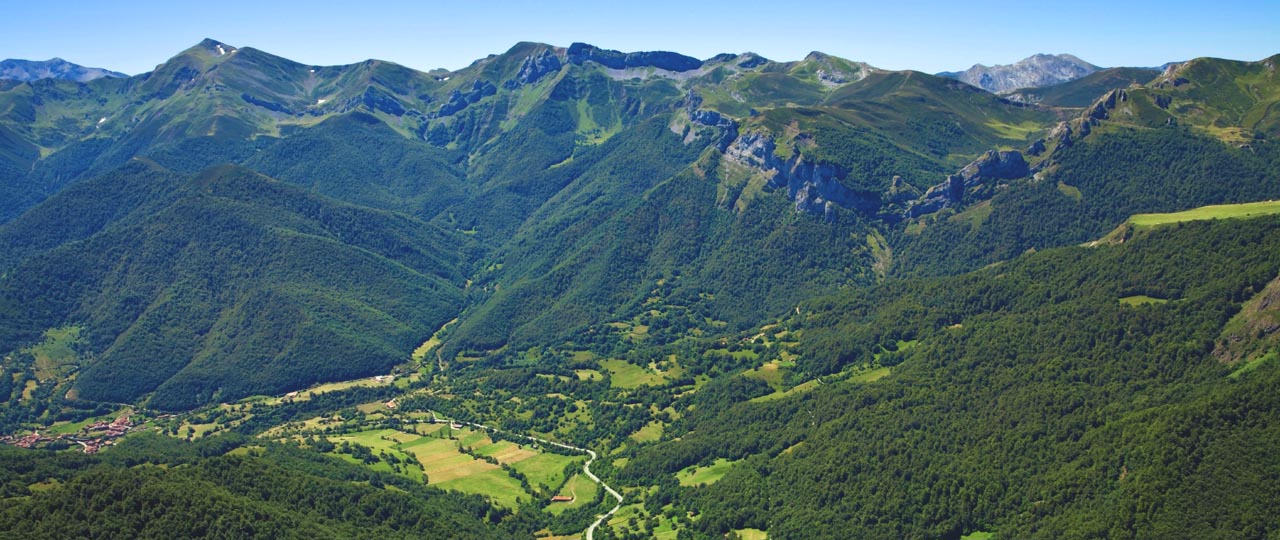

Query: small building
left=550, top=495, right=574, bottom=503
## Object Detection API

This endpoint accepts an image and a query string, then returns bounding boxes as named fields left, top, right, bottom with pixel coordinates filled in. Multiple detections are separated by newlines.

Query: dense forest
left=620, top=218, right=1280, bottom=539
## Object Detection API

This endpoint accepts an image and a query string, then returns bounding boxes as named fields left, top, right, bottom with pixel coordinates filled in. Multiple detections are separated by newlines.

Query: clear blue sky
left=3, top=0, right=1277, bottom=75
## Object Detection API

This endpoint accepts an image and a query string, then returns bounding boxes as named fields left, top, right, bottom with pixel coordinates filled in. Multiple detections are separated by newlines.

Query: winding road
left=429, top=412, right=624, bottom=540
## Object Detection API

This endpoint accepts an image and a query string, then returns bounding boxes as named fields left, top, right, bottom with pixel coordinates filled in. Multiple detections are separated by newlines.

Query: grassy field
left=574, top=369, right=603, bottom=382
left=1120, top=295, right=1169, bottom=306
left=547, top=473, right=599, bottom=516
left=437, top=469, right=529, bottom=508
left=677, top=458, right=739, bottom=487
left=734, top=529, right=769, bottom=540
left=1128, top=200, right=1280, bottom=228
left=512, top=452, right=581, bottom=491
left=848, top=366, right=892, bottom=383
left=46, top=416, right=101, bottom=436
left=750, top=378, right=822, bottom=402
left=26, top=325, right=83, bottom=381
left=961, top=531, right=994, bottom=540
left=412, top=317, right=457, bottom=363
left=467, top=437, right=583, bottom=491
left=1057, top=182, right=1083, bottom=202
left=949, top=200, right=994, bottom=230
left=325, top=427, right=567, bottom=509
left=629, top=421, right=664, bottom=443
left=1230, top=351, right=1276, bottom=379
left=600, top=359, right=668, bottom=388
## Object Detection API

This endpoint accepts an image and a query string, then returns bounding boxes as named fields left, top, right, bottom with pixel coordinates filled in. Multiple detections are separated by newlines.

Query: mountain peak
left=0, top=57, right=127, bottom=82
left=938, top=53, right=1101, bottom=93
left=189, top=38, right=238, bottom=57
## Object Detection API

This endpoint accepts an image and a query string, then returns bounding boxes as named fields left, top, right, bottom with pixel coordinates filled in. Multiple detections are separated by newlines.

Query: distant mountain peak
left=938, top=53, right=1101, bottom=93
left=187, top=38, right=239, bottom=59
left=0, top=57, right=126, bottom=82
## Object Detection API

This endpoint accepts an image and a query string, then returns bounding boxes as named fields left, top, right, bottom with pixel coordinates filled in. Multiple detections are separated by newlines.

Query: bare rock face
left=437, top=80, right=497, bottom=117
left=724, top=132, right=880, bottom=219
left=938, top=53, right=1100, bottom=93
left=904, top=150, right=1029, bottom=218
left=504, top=50, right=563, bottom=89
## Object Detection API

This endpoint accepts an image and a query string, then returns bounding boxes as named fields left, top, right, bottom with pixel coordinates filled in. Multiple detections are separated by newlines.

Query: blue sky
left=3, top=0, right=1277, bottom=75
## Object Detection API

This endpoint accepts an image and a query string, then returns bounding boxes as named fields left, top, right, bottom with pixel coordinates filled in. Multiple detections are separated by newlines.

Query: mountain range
left=1, top=38, right=1278, bottom=408
left=0, top=58, right=126, bottom=82
left=1, top=37, right=1279, bottom=539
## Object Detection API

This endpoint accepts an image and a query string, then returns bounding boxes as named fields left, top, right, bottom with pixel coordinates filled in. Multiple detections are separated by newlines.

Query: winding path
left=429, top=412, right=624, bottom=540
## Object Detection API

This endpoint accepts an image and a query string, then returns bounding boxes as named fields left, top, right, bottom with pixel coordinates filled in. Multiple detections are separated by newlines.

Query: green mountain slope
left=242, top=112, right=470, bottom=219
left=622, top=217, right=1280, bottom=539
left=1, top=40, right=1277, bottom=411
left=0, top=161, right=465, bottom=410
left=1004, top=67, right=1160, bottom=107
left=893, top=55, right=1280, bottom=277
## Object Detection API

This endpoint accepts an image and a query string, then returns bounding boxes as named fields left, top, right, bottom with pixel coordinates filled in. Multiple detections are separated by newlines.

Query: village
left=0, top=413, right=156, bottom=454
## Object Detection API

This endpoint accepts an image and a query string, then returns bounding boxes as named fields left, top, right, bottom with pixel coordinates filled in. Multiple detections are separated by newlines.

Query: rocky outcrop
left=240, top=93, right=293, bottom=114
left=504, top=50, right=562, bottom=89
left=904, top=150, right=1028, bottom=218
left=737, top=54, right=769, bottom=69
left=938, top=53, right=1100, bottom=93
left=437, top=80, right=497, bottom=117
left=567, top=42, right=702, bottom=72
left=1088, top=89, right=1128, bottom=121
left=725, top=132, right=880, bottom=219
left=685, top=92, right=739, bottom=150
left=361, top=87, right=406, bottom=116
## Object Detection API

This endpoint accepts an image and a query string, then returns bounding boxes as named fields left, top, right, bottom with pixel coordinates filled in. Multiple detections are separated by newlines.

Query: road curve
left=430, top=412, right=624, bottom=540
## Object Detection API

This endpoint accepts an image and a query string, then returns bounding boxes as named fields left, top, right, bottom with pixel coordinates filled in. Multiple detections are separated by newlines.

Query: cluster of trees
left=0, top=434, right=527, bottom=539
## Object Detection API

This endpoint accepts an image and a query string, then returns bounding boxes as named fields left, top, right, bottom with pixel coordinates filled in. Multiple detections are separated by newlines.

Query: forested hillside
left=621, top=218, right=1280, bottom=539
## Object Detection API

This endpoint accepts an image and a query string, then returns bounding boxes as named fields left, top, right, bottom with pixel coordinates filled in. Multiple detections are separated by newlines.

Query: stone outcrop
left=361, top=87, right=406, bottom=116
left=684, top=92, right=739, bottom=150
left=904, top=150, right=1028, bottom=218
left=504, top=50, right=562, bottom=89
left=567, top=42, right=702, bottom=72
left=437, top=80, right=497, bottom=117
left=737, top=54, right=769, bottom=69
left=240, top=93, right=293, bottom=114
left=1088, top=89, right=1128, bottom=121
left=725, top=132, right=880, bottom=219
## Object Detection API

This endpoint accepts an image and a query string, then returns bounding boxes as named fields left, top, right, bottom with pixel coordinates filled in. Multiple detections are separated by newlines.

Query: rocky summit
left=938, top=53, right=1100, bottom=93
